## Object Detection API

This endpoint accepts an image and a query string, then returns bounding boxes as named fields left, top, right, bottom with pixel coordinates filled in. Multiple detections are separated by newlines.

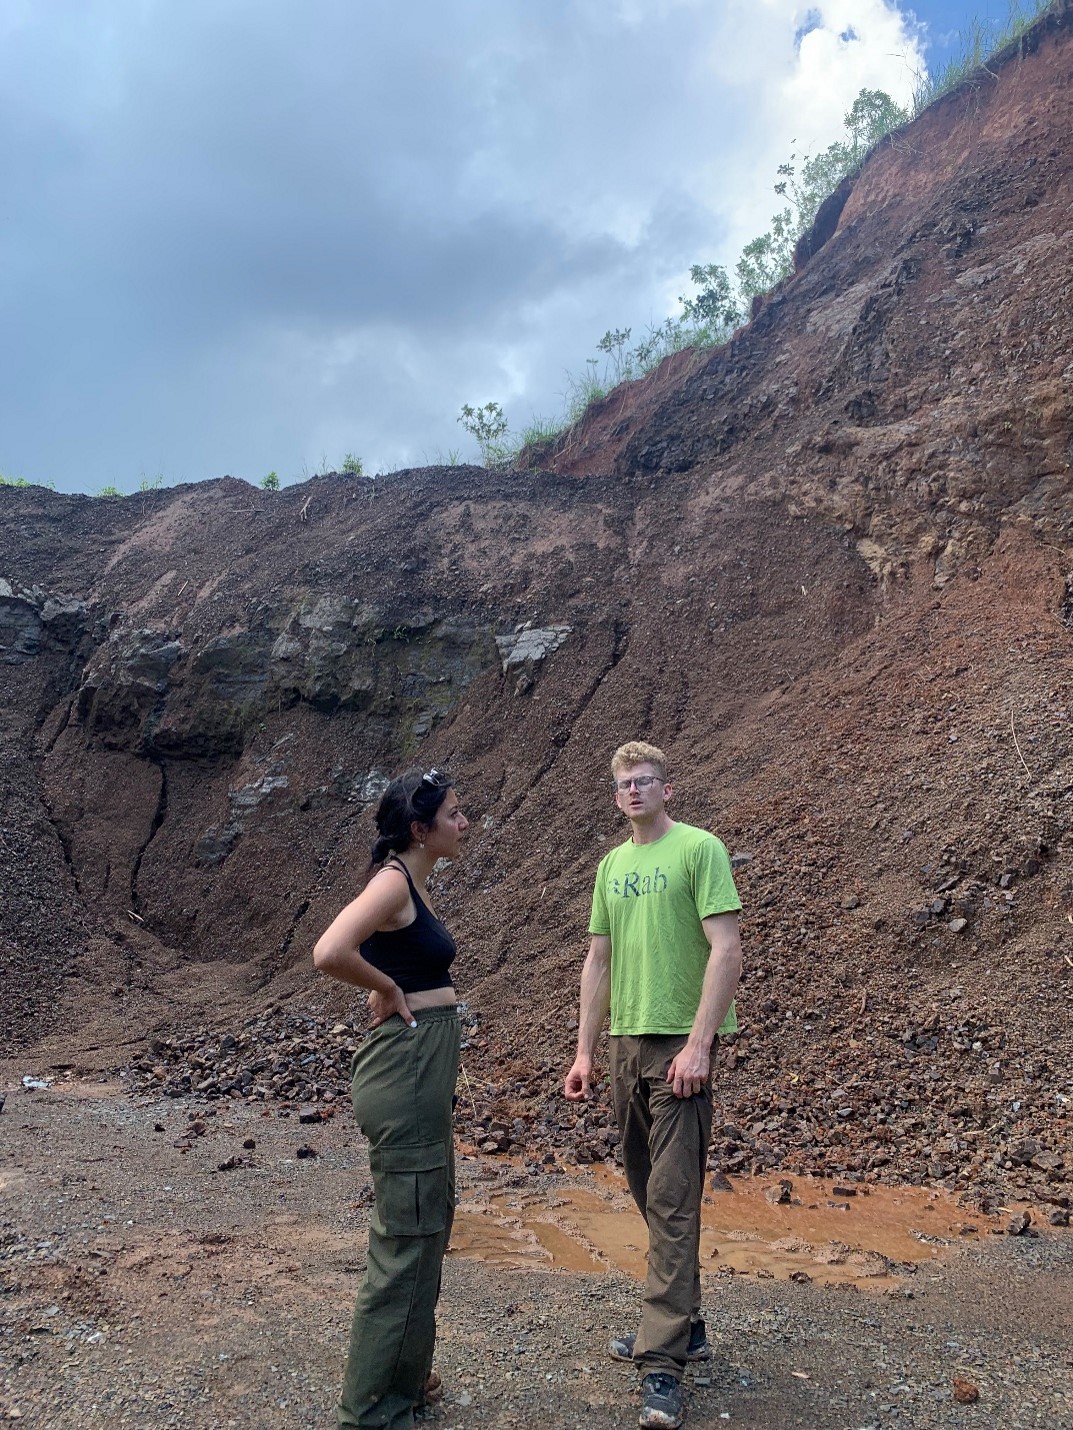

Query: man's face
left=613, top=762, right=670, bottom=819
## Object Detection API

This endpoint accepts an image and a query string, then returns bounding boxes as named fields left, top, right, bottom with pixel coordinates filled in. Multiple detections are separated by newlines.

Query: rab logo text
left=610, top=868, right=668, bottom=898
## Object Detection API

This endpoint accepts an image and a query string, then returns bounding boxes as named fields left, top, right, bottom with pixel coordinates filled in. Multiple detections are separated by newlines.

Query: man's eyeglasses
left=612, top=775, right=663, bottom=792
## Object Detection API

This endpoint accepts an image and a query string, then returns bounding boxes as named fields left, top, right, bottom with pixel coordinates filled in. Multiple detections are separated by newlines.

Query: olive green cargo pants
left=611, top=1033, right=714, bottom=1379
left=338, top=1006, right=460, bottom=1430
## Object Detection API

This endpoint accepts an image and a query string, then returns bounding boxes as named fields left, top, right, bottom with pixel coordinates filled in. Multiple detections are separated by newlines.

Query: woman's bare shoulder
left=361, top=864, right=413, bottom=918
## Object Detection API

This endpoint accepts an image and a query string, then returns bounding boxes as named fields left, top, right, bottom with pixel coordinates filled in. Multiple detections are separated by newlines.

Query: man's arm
left=666, top=912, right=742, bottom=1098
left=563, top=934, right=612, bottom=1100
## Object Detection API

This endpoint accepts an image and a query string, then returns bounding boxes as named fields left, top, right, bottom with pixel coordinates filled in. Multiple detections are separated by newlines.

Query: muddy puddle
left=449, top=1168, right=993, bottom=1291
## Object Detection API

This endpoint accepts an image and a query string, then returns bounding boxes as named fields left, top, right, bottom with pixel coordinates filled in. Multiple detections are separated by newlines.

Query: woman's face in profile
left=427, top=790, right=468, bottom=859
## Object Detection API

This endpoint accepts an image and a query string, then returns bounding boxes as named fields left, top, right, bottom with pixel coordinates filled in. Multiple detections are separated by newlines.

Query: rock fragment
left=952, top=1376, right=980, bottom=1404
left=764, top=1179, right=793, bottom=1205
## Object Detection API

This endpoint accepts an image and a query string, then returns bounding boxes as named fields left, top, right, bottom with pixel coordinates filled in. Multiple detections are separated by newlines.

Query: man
left=564, top=741, right=742, bottom=1430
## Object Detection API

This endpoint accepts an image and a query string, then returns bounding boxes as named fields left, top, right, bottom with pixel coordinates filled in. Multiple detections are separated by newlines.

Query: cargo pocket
left=370, top=1143, right=449, bottom=1238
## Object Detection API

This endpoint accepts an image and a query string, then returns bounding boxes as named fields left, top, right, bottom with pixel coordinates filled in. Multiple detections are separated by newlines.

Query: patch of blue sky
left=793, top=7, right=824, bottom=49
left=905, top=0, right=1020, bottom=58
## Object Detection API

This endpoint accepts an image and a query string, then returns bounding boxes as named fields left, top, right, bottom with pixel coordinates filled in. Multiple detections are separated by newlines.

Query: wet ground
left=452, top=1168, right=979, bottom=1290
left=2, top=1076, right=1073, bottom=1429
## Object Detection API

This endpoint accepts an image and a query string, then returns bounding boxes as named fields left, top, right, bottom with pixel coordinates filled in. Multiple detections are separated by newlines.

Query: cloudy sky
left=1, top=1, right=1014, bottom=493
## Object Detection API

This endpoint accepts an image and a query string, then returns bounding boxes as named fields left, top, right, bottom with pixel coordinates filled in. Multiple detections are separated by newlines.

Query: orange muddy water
left=449, top=1168, right=993, bottom=1291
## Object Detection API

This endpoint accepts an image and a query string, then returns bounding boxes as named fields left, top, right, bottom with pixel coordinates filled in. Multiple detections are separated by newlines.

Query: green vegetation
left=912, top=0, right=1054, bottom=110
left=459, top=87, right=903, bottom=465
left=1, top=470, right=165, bottom=496
left=458, top=87, right=907, bottom=464
left=301, top=452, right=365, bottom=479
left=458, top=2, right=1057, bottom=467
left=1, top=472, right=56, bottom=490
left=781, top=90, right=910, bottom=225
left=457, top=402, right=511, bottom=465
left=419, top=446, right=464, bottom=467
left=260, top=470, right=281, bottom=491
left=458, top=299, right=742, bottom=465
left=735, top=87, right=912, bottom=304
left=517, top=415, right=568, bottom=450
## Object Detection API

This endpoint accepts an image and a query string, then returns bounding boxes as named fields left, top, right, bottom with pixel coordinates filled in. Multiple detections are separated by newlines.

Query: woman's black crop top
left=360, top=860, right=457, bottom=994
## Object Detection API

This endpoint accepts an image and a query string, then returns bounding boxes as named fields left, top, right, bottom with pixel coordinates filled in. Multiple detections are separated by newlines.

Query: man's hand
left=368, top=984, right=416, bottom=1029
left=564, top=1054, right=593, bottom=1101
left=565, top=936, right=610, bottom=1101
left=666, top=1041, right=710, bottom=1099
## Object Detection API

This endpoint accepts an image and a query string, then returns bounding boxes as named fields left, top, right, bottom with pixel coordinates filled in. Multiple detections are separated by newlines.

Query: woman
left=313, top=767, right=469, bottom=1430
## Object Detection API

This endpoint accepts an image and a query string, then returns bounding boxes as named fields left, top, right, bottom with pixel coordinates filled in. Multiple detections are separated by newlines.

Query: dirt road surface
left=3, top=1079, right=1072, bottom=1430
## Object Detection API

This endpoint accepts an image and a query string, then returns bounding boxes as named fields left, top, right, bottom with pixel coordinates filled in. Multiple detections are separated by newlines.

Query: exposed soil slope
left=2, top=4, right=1072, bottom=1216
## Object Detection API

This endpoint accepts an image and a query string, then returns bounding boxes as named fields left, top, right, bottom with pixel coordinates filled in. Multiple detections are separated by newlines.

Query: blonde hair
left=611, top=741, right=668, bottom=781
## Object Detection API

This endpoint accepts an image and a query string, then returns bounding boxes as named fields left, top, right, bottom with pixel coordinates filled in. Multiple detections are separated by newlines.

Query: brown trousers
left=611, top=1034, right=714, bottom=1379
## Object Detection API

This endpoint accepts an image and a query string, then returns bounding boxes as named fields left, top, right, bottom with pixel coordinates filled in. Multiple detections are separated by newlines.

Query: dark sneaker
left=609, top=1318, right=711, bottom=1363
left=639, top=1372, right=685, bottom=1429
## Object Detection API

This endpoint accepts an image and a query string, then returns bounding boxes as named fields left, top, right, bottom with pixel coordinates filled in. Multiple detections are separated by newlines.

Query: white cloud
left=698, top=0, right=925, bottom=248
left=0, top=0, right=929, bottom=490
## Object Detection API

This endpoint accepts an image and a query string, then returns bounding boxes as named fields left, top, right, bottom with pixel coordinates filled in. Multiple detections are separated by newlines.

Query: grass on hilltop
left=912, top=0, right=1056, bottom=111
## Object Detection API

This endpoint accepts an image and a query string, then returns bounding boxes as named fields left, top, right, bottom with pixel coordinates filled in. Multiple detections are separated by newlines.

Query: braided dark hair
left=369, top=768, right=452, bottom=868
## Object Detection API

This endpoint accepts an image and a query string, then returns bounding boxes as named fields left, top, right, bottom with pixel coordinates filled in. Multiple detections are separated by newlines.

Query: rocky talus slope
left=2, top=3, right=1072, bottom=1210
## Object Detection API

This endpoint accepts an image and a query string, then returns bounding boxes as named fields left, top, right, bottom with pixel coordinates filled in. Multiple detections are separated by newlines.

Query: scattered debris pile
left=127, top=991, right=1073, bottom=1211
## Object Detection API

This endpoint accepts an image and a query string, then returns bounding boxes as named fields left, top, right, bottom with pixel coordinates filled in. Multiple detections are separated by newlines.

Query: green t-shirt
left=589, top=821, right=741, bottom=1037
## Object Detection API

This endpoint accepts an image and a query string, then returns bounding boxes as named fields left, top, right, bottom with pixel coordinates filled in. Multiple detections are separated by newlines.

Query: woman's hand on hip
left=368, top=984, right=417, bottom=1028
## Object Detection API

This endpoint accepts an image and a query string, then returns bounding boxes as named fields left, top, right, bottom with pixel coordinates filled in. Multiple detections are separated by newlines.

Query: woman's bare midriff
left=406, top=985, right=457, bottom=1011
